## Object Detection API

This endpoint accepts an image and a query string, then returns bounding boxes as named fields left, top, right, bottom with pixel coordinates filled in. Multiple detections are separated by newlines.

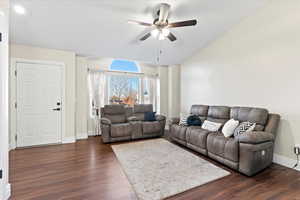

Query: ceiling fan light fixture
left=158, top=33, right=165, bottom=40
left=151, top=29, right=159, bottom=38
left=161, top=28, right=170, bottom=37
left=14, top=4, right=26, bottom=15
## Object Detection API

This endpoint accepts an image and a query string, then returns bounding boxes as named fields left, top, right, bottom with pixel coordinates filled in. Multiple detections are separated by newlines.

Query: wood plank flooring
left=9, top=136, right=300, bottom=200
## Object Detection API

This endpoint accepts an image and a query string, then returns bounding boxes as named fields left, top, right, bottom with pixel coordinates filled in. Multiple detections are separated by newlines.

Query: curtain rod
left=87, top=68, right=159, bottom=76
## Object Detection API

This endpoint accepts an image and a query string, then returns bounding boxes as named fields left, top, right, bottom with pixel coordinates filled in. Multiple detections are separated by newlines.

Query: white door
left=16, top=62, right=63, bottom=147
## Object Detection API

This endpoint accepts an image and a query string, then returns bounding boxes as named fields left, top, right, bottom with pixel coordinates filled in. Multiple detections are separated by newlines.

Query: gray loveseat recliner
left=101, top=104, right=166, bottom=143
left=169, top=105, right=280, bottom=176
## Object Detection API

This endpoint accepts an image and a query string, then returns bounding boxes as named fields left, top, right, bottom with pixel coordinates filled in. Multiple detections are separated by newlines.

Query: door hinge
left=0, top=169, right=2, bottom=179
left=15, top=102, right=17, bottom=109
left=15, top=70, right=17, bottom=76
left=15, top=134, right=17, bottom=142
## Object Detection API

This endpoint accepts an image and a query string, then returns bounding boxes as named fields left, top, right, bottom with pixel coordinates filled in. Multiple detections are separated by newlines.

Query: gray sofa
left=169, top=105, right=280, bottom=176
left=101, top=104, right=166, bottom=143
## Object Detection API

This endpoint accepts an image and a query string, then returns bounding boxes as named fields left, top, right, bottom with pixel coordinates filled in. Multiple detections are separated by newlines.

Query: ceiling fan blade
left=140, top=32, right=151, bottom=41
left=128, top=20, right=153, bottom=26
left=158, top=3, right=170, bottom=24
left=168, top=20, right=197, bottom=28
left=167, top=32, right=177, bottom=42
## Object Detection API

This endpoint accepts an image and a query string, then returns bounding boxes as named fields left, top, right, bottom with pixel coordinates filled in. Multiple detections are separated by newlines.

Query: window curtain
left=87, top=70, right=106, bottom=136
left=143, top=75, right=159, bottom=112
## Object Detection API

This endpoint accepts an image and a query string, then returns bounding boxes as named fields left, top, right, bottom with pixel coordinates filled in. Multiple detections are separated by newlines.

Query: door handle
left=53, top=108, right=61, bottom=111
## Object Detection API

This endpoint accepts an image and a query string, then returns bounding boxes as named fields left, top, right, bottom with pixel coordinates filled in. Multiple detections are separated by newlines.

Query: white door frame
left=10, top=58, right=66, bottom=149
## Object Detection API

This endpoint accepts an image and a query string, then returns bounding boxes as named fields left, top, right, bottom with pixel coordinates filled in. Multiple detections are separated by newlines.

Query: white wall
left=181, top=0, right=300, bottom=160
left=0, top=0, right=11, bottom=199
left=75, top=57, right=88, bottom=139
left=10, top=44, right=76, bottom=143
left=168, top=65, right=181, bottom=118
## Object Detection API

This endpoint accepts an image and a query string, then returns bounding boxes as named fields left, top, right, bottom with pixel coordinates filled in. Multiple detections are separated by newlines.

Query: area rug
left=112, top=139, right=230, bottom=200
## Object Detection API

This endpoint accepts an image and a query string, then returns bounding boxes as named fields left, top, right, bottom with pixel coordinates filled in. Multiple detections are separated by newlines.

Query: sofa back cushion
left=190, top=105, right=209, bottom=121
left=102, top=105, right=126, bottom=124
left=207, top=106, right=230, bottom=125
left=133, top=104, right=153, bottom=121
left=230, top=107, right=269, bottom=130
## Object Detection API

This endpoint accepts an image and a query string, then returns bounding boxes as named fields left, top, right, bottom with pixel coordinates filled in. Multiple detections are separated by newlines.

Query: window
left=108, top=60, right=141, bottom=107
left=88, top=60, right=159, bottom=117
left=110, top=60, right=140, bottom=73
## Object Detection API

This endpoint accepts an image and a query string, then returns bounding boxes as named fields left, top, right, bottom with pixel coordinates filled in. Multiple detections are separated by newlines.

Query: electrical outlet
left=294, top=145, right=300, bottom=155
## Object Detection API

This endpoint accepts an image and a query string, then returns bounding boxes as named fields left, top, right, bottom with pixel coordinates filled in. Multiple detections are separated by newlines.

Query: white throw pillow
left=201, top=120, right=222, bottom=132
left=222, top=119, right=240, bottom=138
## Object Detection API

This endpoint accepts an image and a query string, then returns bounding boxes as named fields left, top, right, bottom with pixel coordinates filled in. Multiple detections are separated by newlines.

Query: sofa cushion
left=171, top=124, right=187, bottom=141
left=208, top=106, right=230, bottom=119
left=104, top=114, right=126, bottom=124
left=142, top=121, right=161, bottom=134
left=110, top=123, right=132, bottom=137
left=134, top=104, right=153, bottom=113
left=190, top=105, right=209, bottom=121
left=230, top=107, right=268, bottom=129
left=186, top=127, right=210, bottom=149
left=103, top=105, right=125, bottom=114
left=207, top=132, right=239, bottom=162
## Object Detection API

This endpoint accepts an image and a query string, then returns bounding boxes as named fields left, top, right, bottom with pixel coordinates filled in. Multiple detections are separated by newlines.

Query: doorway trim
left=10, top=58, right=66, bottom=149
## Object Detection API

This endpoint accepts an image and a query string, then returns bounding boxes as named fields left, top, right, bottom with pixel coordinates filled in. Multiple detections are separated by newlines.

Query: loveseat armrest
left=127, top=116, right=138, bottom=122
left=156, top=114, right=166, bottom=122
left=101, top=117, right=111, bottom=125
left=168, top=117, right=180, bottom=125
left=237, top=131, right=274, bottom=144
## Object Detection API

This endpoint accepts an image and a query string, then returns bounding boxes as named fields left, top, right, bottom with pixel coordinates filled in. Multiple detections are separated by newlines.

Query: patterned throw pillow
left=179, top=113, right=188, bottom=126
left=234, top=122, right=256, bottom=137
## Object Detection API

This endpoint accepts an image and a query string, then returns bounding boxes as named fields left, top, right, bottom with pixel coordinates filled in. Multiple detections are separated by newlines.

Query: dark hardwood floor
left=9, top=136, right=300, bottom=200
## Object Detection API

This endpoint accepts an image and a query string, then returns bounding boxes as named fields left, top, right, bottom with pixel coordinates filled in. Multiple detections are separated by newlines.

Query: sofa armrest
left=168, top=117, right=180, bottom=125
left=237, top=131, right=274, bottom=144
left=156, top=114, right=166, bottom=122
left=127, top=116, right=138, bottom=122
left=101, top=117, right=111, bottom=125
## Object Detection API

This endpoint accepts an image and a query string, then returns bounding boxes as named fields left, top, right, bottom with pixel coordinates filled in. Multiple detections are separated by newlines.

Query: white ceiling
left=10, top=0, right=269, bottom=65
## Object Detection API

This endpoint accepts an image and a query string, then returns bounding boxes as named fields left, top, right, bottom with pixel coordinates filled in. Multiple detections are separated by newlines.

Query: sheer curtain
left=143, top=75, right=159, bottom=112
left=87, top=70, right=106, bottom=136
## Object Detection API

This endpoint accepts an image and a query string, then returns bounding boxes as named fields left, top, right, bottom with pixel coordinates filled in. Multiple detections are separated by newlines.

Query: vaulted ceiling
left=10, top=0, right=269, bottom=65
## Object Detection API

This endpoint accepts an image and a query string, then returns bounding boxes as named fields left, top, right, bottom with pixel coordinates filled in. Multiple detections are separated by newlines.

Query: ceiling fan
left=128, top=3, right=197, bottom=42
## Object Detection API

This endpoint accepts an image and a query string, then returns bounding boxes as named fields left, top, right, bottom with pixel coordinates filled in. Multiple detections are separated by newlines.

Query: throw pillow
left=179, top=113, right=189, bottom=126
left=222, top=119, right=240, bottom=138
left=234, top=122, right=256, bottom=137
left=187, top=115, right=202, bottom=126
left=144, top=112, right=156, bottom=121
left=201, top=120, right=222, bottom=132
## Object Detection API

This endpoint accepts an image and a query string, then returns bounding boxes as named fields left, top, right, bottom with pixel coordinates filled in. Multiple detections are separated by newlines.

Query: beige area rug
left=112, top=139, right=230, bottom=200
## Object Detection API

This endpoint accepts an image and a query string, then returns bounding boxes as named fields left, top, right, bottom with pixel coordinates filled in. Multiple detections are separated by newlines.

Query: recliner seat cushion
left=171, top=124, right=187, bottom=141
left=207, top=132, right=239, bottom=162
left=110, top=123, right=132, bottom=137
left=142, top=121, right=161, bottom=134
left=186, top=127, right=209, bottom=149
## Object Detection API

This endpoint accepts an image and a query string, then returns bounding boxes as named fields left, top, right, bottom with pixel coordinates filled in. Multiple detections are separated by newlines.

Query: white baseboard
left=4, top=183, right=11, bottom=200
left=88, top=131, right=101, bottom=136
left=273, top=153, right=300, bottom=171
left=9, top=143, right=16, bottom=151
left=76, top=133, right=88, bottom=140
left=62, top=136, right=76, bottom=144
